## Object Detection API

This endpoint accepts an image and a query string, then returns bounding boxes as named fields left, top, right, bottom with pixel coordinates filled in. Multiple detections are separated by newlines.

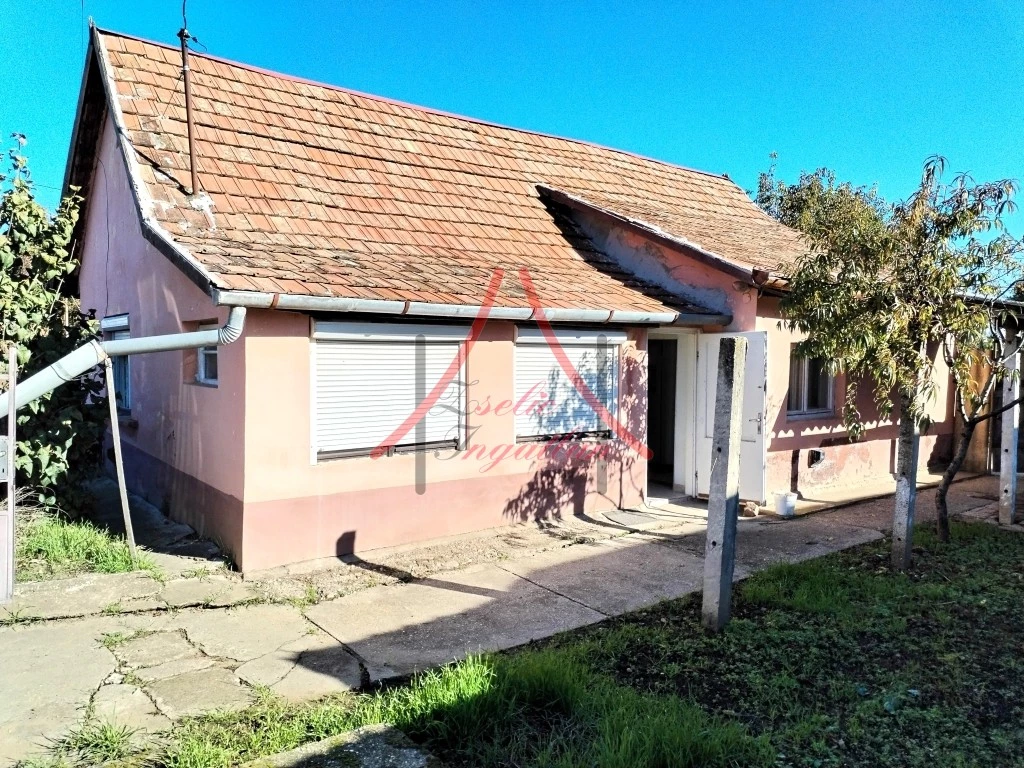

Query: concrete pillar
left=892, top=393, right=920, bottom=571
left=702, top=336, right=746, bottom=631
left=999, top=331, right=1020, bottom=526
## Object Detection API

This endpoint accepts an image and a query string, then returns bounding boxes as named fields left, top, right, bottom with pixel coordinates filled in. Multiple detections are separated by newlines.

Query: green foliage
left=757, top=155, right=1022, bottom=438
left=0, top=134, right=107, bottom=511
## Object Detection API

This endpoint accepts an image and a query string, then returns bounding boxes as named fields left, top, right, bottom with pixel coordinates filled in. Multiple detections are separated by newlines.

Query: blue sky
left=2, top=0, right=1023, bottom=232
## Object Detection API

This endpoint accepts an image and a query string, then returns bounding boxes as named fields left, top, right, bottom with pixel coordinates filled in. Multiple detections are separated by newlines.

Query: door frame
left=647, top=328, right=699, bottom=496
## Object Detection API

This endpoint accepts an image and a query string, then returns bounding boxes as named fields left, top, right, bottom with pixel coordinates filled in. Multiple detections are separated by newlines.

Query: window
left=312, top=322, right=467, bottom=459
left=787, top=349, right=834, bottom=416
left=100, top=315, right=131, bottom=411
left=514, top=328, right=624, bottom=440
left=196, top=323, right=219, bottom=386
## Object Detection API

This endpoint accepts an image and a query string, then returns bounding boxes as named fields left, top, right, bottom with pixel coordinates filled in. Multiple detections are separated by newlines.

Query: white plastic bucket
left=774, top=491, right=797, bottom=518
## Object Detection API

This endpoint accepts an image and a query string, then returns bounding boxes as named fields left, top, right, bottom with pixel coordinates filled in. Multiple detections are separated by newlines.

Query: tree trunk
left=935, top=419, right=976, bottom=543
left=892, top=393, right=920, bottom=570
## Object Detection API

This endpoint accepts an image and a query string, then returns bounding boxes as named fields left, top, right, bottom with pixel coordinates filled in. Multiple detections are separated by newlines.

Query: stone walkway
left=0, top=476, right=1005, bottom=765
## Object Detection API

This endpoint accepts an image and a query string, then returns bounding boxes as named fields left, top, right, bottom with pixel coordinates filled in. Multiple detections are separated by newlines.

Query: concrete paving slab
left=660, top=515, right=884, bottom=570
left=161, top=577, right=254, bottom=608
left=91, top=684, right=171, bottom=733
left=4, top=572, right=163, bottom=621
left=0, top=617, right=119, bottom=765
left=498, top=536, right=711, bottom=616
left=135, top=655, right=218, bottom=684
left=306, top=563, right=604, bottom=681
left=115, top=631, right=198, bottom=669
left=236, top=632, right=363, bottom=699
left=178, top=604, right=314, bottom=662
left=147, top=666, right=252, bottom=720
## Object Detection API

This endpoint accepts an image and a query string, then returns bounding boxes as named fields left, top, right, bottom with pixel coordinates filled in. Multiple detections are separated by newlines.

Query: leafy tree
left=0, top=135, right=106, bottom=512
left=758, top=156, right=1022, bottom=566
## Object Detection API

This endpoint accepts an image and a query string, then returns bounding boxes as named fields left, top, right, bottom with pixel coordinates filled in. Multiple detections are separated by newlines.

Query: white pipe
left=3, top=307, right=246, bottom=418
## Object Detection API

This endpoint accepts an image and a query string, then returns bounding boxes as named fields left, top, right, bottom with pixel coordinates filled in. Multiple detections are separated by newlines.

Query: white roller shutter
left=514, top=329, right=624, bottom=439
left=313, top=325, right=465, bottom=457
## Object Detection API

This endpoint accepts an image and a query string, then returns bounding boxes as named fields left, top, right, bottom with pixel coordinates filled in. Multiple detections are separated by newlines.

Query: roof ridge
left=94, top=26, right=739, bottom=187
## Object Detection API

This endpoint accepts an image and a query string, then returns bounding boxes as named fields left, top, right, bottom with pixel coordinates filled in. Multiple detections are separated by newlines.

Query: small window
left=196, top=324, right=219, bottom=386
left=101, top=315, right=131, bottom=411
left=787, top=350, right=833, bottom=416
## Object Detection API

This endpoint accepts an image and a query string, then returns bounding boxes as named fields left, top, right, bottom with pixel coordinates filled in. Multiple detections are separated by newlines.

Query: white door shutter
left=695, top=331, right=767, bottom=503
left=514, top=332, right=621, bottom=439
left=315, top=340, right=463, bottom=455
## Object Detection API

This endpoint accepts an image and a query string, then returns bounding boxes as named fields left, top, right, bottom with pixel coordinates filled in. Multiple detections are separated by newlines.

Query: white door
left=695, top=331, right=767, bottom=504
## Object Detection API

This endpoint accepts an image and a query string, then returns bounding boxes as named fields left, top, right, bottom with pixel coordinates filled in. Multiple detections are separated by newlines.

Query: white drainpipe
left=3, top=307, right=246, bottom=418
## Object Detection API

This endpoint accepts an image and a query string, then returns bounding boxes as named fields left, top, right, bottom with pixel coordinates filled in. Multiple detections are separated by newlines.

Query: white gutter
left=3, top=308, right=246, bottom=418
left=212, top=289, right=731, bottom=327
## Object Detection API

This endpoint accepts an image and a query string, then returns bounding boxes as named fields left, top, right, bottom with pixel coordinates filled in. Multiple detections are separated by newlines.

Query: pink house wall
left=757, top=297, right=954, bottom=498
left=78, top=114, right=247, bottom=558
left=78, top=112, right=648, bottom=571
left=239, top=313, right=648, bottom=571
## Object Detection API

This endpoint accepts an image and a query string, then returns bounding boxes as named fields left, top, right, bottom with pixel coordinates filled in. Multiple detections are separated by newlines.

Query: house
left=64, top=27, right=955, bottom=571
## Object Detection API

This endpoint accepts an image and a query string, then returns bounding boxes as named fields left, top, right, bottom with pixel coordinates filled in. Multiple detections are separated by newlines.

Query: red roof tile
left=92, top=29, right=805, bottom=316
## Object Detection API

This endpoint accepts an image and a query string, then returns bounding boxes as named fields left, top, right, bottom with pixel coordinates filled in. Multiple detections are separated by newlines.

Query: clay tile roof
left=89, top=28, right=805, bottom=316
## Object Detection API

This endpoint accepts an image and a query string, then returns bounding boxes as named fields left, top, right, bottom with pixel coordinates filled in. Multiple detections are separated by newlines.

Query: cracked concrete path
left=0, top=477, right=1003, bottom=765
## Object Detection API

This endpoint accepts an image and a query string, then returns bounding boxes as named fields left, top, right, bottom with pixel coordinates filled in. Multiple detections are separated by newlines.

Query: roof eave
left=537, top=184, right=778, bottom=287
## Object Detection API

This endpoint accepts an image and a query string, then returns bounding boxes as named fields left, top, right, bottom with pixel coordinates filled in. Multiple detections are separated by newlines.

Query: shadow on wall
left=500, top=352, right=647, bottom=526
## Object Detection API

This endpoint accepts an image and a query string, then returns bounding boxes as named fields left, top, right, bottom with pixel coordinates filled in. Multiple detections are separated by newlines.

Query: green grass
left=53, top=721, right=141, bottom=766
left=31, top=521, right=1024, bottom=768
left=15, top=512, right=158, bottom=581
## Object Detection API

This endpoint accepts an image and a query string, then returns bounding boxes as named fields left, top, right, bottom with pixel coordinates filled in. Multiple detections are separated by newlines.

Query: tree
left=0, top=135, right=107, bottom=512
left=757, top=156, right=1022, bottom=567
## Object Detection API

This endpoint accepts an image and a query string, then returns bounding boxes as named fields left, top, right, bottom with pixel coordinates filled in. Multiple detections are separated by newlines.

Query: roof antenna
left=177, top=0, right=200, bottom=196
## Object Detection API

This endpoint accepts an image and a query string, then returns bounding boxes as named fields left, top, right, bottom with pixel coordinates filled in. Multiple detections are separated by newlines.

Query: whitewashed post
left=1, top=345, right=17, bottom=603
left=702, top=336, right=746, bottom=631
left=999, top=330, right=1020, bottom=526
left=891, top=393, right=920, bottom=570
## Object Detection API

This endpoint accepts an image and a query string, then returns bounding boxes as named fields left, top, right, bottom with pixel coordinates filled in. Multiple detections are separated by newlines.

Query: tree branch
left=969, top=392, right=1024, bottom=424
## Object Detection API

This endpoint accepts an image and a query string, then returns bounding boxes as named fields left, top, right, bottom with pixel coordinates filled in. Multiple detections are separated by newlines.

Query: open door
left=696, top=331, right=767, bottom=504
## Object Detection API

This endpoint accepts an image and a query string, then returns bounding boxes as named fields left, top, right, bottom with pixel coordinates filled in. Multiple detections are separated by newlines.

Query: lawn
left=15, top=508, right=157, bottom=582
left=36, top=521, right=1024, bottom=768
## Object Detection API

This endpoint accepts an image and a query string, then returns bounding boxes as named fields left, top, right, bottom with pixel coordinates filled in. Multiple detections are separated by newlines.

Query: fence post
left=1, top=345, right=17, bottom=603
left=702, top=336, right=746, bottom=631
left=105, top=359, right=137, bottom=562
left=999, top=330, right=1020, bottom=526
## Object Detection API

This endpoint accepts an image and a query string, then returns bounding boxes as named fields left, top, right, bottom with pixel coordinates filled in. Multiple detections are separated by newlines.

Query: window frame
left=513, top=328, right=625, bottom=442
left=787, top=350, right=835, bottom=418
left=311, top=322, right=470, bottom=462
left=195, top=323, right=220, bottom=387
left=100, top=315, right=132, bottom=413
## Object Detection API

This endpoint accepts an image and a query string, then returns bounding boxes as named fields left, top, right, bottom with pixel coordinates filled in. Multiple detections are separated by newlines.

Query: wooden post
left=999, top=330, right=1020, bottom=526
left=105, top=359, right=137, bottom=562
left=891, top=393, right=920, bottom=570
left=702, top=336, right=746, bottom=631
left=1, top=345, right=16, bottom=603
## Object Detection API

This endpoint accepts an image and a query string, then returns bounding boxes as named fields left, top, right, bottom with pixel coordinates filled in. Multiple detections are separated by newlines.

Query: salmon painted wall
left=239, top=314, right=648, bottom=571
left=571, top=209, right=756, bottom=330
left=77, top=113, right=246, bottom=556
left=756, top=297, right=954, bottom=499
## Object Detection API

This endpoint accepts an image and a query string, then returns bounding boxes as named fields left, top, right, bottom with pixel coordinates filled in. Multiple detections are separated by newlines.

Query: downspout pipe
left=3, top=307, right=245, bottom=418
